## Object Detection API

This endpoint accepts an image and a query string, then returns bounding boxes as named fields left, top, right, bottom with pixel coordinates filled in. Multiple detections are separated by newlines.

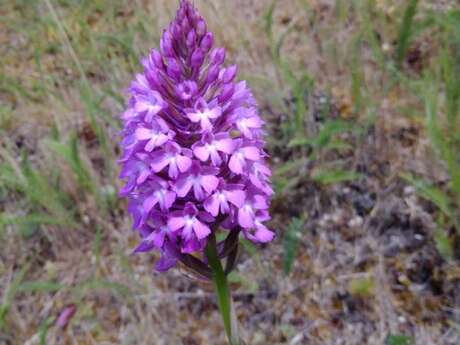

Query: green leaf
left=351, top=34, right=364, bottom=113
left=349, top=277, right=374, bottom=296
left=39, top=317, right=54, bottom=345
left=401, top=174, right=452, bottom=218
left=288, top=120, right=354, bottom=149
left=283, top=218, right=304, bottom=275
left=386, top=334, right=413, bottom=345
left=0, top=213, right=67, bottom=227
left=205, top=237, right=235, bottom=344
left=434, top=230, right=454, bottom=260
left=312, top=169, right=360, bottom=185
left=18, top=281, right=64, bottom=293
left=275, top=159, right=307, bottom=176
left=314, top=120, right=354, bottom=149
left=240, top=239, right=257, bottom=256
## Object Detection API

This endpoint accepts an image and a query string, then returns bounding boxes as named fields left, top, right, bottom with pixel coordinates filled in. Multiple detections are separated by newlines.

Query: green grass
left=266, top=1, right=460, bottom=265
left=283, top=217, right=305, bottom=275
left=0, top=0, right=146, bottom=333
left=396, top=0, right=420, bottom=67
left=0, top=262, right=31, bottom=330
left=264, top=0, right=314, bottom=138
left=386, top=334, right=413, bottom=345
left=399, top=7, right=460, bottom=258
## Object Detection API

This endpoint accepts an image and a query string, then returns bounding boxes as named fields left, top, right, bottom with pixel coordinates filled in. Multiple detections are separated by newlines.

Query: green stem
left=205, top=235, right=240, bottom=345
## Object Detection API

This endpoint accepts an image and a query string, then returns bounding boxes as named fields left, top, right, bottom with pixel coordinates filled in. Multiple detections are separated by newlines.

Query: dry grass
left=1, top=0, right=460, bottom=344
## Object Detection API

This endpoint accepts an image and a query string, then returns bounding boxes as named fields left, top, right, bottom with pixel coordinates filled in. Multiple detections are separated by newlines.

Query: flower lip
left=192, top=132, right=235, bottom=165
left=186, top=98, right=222, bottom=131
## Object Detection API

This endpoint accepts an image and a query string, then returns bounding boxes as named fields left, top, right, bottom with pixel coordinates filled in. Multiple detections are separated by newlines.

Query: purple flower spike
left=118, top=0, right=274, bottom=272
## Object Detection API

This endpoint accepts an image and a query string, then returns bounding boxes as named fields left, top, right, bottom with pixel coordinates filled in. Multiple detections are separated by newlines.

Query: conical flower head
left=119, top=0, right=274, bottom=272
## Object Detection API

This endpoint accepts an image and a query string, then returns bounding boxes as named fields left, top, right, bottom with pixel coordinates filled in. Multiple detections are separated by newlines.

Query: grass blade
left=0, top=262, right=31, bottom=330
left=401, top=174, right=452, bottom=218
left=283, top=217, right=304, bottom=275
left=396, top=0, right=419, bottom=67
left=312, top=169, right=360, bottom=185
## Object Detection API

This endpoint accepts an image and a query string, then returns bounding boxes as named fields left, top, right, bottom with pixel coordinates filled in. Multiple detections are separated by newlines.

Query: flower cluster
left=119, top=0, right=273, bottom=272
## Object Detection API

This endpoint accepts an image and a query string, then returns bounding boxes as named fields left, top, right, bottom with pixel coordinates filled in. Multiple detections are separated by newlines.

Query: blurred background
left=1, top=0, right=460, bottom=344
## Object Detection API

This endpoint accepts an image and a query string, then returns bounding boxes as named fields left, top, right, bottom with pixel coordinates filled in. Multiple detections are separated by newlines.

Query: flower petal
left=143, top=195, right=158, bottom=213
left=207, top=107, right=222, bottom=119
left=253, top=195, right=269, bottom=209
left=145, top=138, right=157, bottom=152
left=175, top=177, right=193, bottom=197
left=168, top=216, right=185, bottom=231
left=133, top=241, right=155, bottom=253
left=238, top=207, right=254, bottom=228
left=164, top=191, right=176, bottom=209
left=151, top=155, right=170, bottom=173
left=242, top=146, right=260, bottom=160
left=201, top=175, right=219, bottom=194
left=193, top=145, right=210, bottom=161
left=193, top=183, right=204, bottom=200
left=200, top=116, right=212, bottom=130
left=182, top=237, right=202, bottom=254
left=153, top=231, right=166, bottom=248
left=226, top=190, right=245, bottom=208
left=168, top=161, right=179, bottom=178
left=204, top=194, right=220, bottom=217
left=155, top=255, right=177, bottom=272
left=187, top=111, right=201, bottom=123
left=215, top=138, right=235, bottom=154
left=176, top=155, right=192, bottom=172
left=254, top=226, right=275, bottom=243
left=192, top=220, right=211, bottom=239
left=137, top=169, right=150, bottom=184
left=210, top=150, right=222, bottom=166
left=246, top=116, right=262, bottom=128
left=155, top=133, right=170, bottom=147
left=229, top=155, right=244, bottom=174
left=135, top=128, right=153, bottom=140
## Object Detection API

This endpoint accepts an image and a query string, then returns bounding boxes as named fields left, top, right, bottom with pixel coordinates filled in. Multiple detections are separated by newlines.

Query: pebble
left=414, top=234, right=424, bottom=241
left=348, top=216, right=363, bottom=228
left=404, top=186, right=416, bottom=195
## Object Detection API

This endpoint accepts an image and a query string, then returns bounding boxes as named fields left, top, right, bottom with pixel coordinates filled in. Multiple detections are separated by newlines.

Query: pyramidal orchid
left=118, top=1, right=273, bottom=343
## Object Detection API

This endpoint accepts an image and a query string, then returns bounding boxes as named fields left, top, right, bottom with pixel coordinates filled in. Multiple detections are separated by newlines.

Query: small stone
left=348, top=216, right=363, bottom=228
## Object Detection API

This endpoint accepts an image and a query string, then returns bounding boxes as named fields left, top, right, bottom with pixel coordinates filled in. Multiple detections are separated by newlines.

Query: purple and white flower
left=118, top=0, right=274, bottom=271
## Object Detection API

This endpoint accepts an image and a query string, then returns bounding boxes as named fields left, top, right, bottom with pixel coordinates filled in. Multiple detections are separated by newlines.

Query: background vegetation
left=0, top=0, right=459, bottom=344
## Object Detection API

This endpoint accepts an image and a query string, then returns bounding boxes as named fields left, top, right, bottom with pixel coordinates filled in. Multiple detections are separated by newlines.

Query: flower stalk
left=206, top=233, right=241, bottom=345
